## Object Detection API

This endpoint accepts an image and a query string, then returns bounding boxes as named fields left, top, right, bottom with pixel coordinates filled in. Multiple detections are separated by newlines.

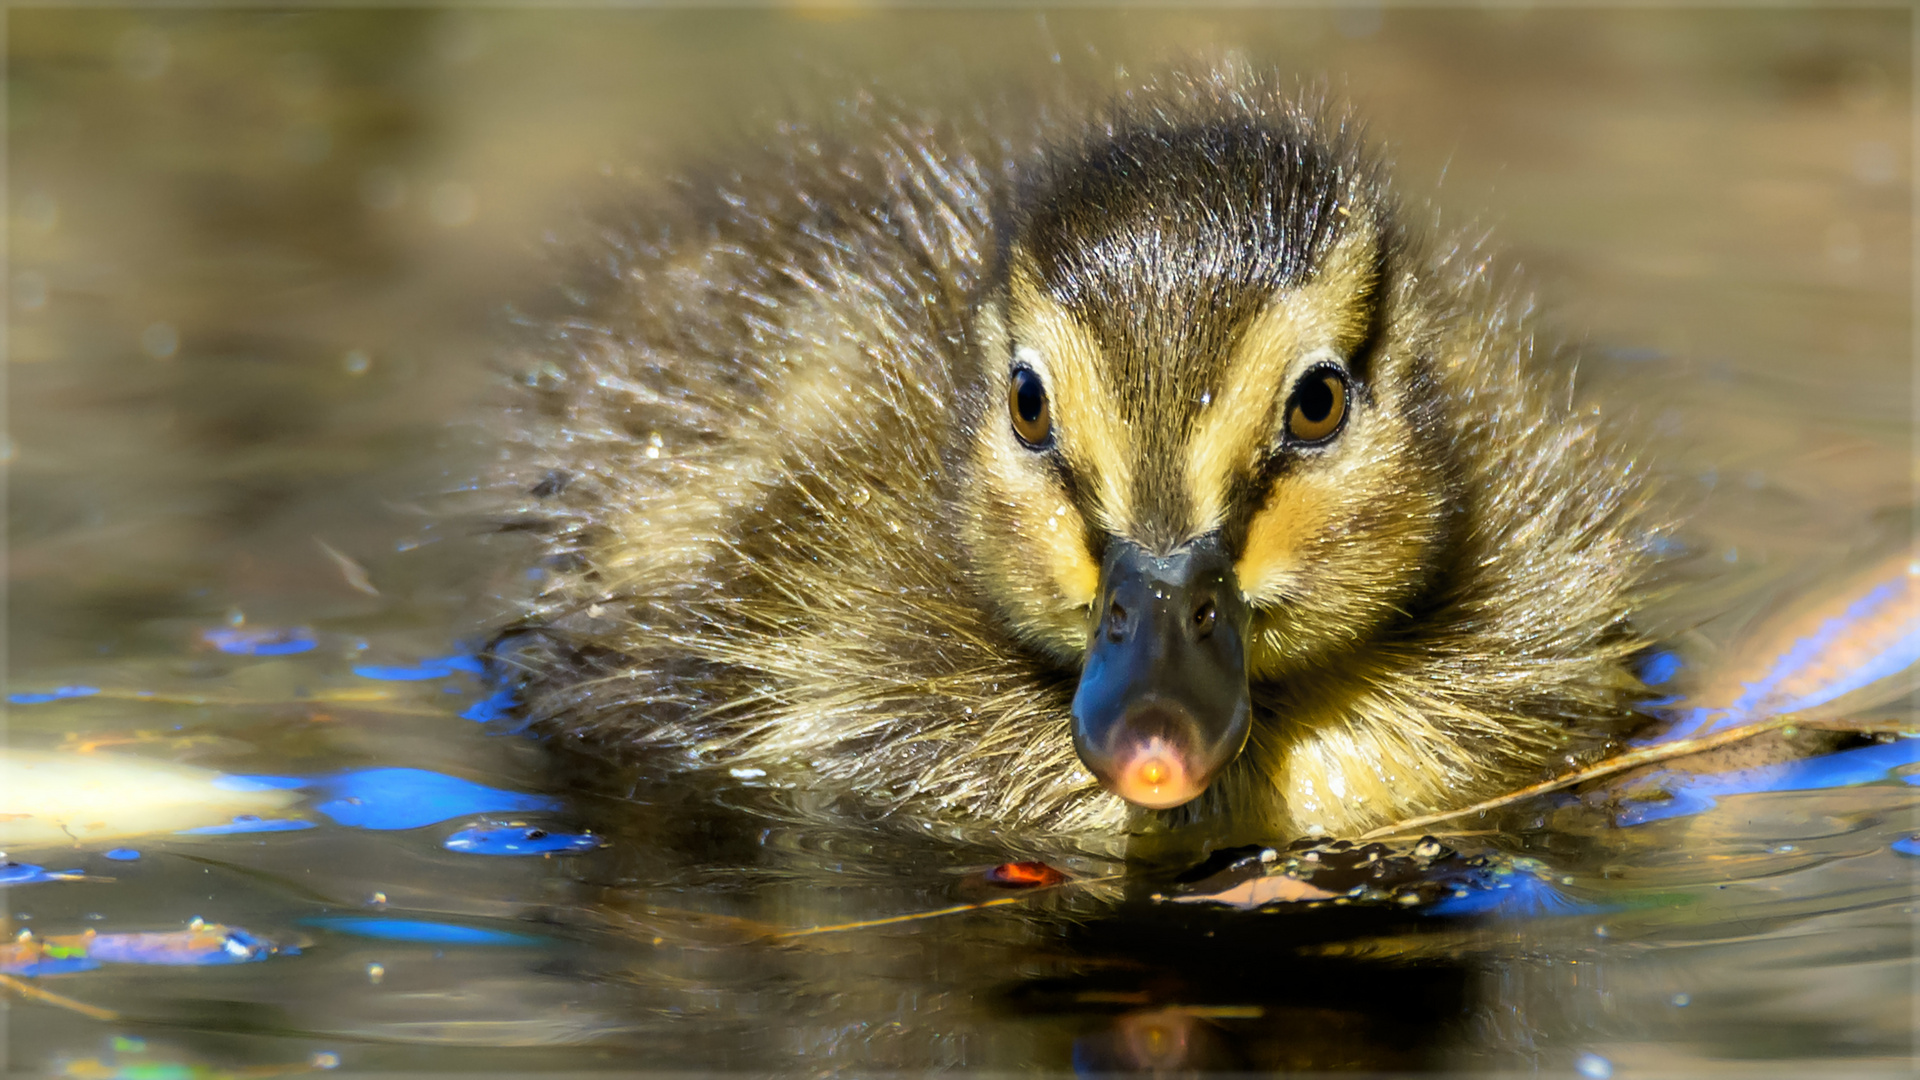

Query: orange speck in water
left=984, top=860, right=1069, bottom=888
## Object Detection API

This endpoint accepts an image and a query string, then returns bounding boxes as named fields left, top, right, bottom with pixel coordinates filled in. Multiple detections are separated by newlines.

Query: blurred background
left=4, top=8, right=1913, bottom=1075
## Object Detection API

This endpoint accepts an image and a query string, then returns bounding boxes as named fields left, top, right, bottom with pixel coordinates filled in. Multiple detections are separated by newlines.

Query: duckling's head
left=962, top=111, right=1455, bottom=813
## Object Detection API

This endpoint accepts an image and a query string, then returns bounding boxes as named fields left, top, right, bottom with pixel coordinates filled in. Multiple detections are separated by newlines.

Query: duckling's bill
left=1072, top=535, right=1252, bottom=809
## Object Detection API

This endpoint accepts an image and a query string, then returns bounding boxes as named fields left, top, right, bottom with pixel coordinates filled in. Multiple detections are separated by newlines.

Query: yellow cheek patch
left=983, top=451, right=1099, bottom=608
left=971, top=390, right=1100, bottom=621
left=1234, top=476, right=1331, bottom=603
left=1038, top=503, right=1100, bottom=606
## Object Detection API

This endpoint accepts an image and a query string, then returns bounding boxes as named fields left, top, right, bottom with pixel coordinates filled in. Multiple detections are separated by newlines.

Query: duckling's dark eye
left=1284, top=367, right=1349, bottom=445
left=1009, top=367, right=1052, bottom=448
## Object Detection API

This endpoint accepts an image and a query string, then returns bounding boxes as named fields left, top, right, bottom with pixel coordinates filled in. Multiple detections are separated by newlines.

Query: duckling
left=499, top=68, right=1659, bottom=840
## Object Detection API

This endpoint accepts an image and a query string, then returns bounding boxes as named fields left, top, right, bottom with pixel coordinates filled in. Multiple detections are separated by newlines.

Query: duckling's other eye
left=1285, top=368, right=1349, bottom=445
left=1009, top=367, right=1052, bottom=448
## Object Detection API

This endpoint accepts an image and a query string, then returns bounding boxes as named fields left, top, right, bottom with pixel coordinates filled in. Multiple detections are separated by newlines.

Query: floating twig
left=0, top=973, right=119, bottom=1021
left=315, top=537, right=380, bottom=597
left=773, top=873, right=1122, bottom=939
left=1356, top=711, right=1860, bottom=841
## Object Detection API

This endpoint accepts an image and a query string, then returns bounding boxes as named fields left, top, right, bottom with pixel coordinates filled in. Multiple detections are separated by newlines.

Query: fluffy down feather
left=492, top=68, right=1662, bottom=839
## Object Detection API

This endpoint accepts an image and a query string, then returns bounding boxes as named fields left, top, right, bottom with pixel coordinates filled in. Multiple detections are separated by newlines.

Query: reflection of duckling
left=503, top=69, right=1657, bottom=840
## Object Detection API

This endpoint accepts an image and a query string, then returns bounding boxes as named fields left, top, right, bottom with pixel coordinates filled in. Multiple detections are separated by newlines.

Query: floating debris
left=1171, top=874, right=1336, bottom=909
left=8, top=685, right=99, bottom=705
left=443, top=823, right=600, bottom=856
left=1, top=922, right=290, bottom=976
left=775, top=869, right=1114, bottom=938
left=1160, top=837, right=1599, bottom=917
left=0, top=971, right=118, bottom=1015
left=201, top=627, right=317, bottom=657
left=982, top=861, right=1069, bottom=888
left=88, top=925, right=284, bottom=965
left=314, top=537, right=379, bottom=597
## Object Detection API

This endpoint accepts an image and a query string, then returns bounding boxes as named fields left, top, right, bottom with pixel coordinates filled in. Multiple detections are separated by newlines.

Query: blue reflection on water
left=212, top=774, right=308, bottom=792
left=7, top=685, right=99, bottom=705
left=1646, top=573, right=1919, bottom=745
left=177, top=815, right=316, bottom=836
left=218, top=767, right=559, bottom=831
left=1639, top=650, right=1683, bottom=687
left=311, top=768, right=558, bottom=829
left=5, top=957, right=101, bottom=976
left=0, top=862, right=84, bottom=886
left=460, top=688, right=517, bottom=724
left=1618, top=738, right=1920, bottom=826
left=301, top=916, right=540, bottom=946
left=203, top=627, right=317, bottom=657
left=351, top=655, right=485, bottom=681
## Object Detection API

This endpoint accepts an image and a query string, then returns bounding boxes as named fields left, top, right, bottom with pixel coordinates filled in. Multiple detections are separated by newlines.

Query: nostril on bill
left=1191, top=599, right=1216, bottom=640
left=1105, top=601, right=1128, bottom=643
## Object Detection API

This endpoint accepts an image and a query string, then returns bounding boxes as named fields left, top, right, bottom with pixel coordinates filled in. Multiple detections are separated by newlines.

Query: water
left=6, top=9, right=1915, bottom=1075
